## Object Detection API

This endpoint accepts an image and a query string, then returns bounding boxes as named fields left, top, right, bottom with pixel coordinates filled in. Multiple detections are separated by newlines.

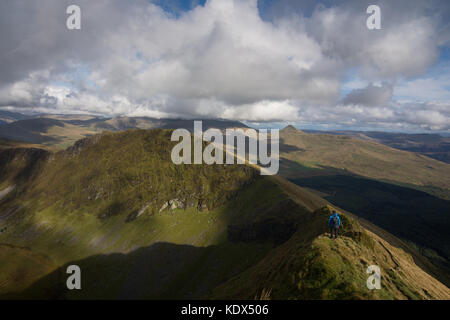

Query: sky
left=0, top=0, right=449, bottom=132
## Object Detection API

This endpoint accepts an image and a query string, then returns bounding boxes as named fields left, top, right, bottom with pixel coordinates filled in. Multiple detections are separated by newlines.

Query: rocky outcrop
left=66, top=133, right=104, bottom=156
left=158, top=198, right=199, bottom=212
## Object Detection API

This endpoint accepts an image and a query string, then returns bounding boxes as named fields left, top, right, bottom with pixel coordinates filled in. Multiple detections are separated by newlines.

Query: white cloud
left=221, top=100, right=300, bottom=121
left=291, top=101, right=449, bottom=131
left=0, top=0, right=448, bottom=132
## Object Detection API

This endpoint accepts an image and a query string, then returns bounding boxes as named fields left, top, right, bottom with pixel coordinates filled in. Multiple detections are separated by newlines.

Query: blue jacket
left=328, top=213, right=341, bottom=228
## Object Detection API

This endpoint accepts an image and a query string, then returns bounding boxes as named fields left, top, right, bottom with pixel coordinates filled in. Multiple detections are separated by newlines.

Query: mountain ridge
left=0, top=129, right=448, bottom=299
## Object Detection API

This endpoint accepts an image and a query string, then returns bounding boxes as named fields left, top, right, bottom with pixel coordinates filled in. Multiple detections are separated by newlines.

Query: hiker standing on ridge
left=328, top=210, right=341, bottom=239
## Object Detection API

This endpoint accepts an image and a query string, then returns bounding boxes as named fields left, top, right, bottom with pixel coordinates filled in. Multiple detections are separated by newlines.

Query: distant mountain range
left=0, top=114, right=249, bottom=150
left=0, top=112, right=448, bottom=163
left=0, top=110, right=36, bottom=124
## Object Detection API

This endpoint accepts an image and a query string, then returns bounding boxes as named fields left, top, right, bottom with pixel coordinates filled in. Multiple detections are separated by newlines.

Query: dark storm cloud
left=341, top=83, right=393, bottom=106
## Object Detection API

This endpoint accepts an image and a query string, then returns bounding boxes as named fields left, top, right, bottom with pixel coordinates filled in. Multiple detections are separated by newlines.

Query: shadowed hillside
left=211, top=207, right=450, bottom=300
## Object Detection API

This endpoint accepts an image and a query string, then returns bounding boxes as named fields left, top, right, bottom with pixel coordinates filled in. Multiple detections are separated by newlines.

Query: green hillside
left=279, top=126, right=450, bottom=191
left=0, top=129, right=448, bottom=299
left=304, top=129, right=450, bottom=164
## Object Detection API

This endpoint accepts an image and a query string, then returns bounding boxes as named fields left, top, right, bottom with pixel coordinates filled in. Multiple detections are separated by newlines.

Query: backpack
left=331, top=215, right=339, bottom=228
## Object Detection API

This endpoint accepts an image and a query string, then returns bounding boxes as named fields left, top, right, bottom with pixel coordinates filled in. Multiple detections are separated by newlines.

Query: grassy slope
left=279, top=127, right=450, bottom=191
left=211, top=206, right=450, bottom=300
left=0, top=129, right=448, bottom=299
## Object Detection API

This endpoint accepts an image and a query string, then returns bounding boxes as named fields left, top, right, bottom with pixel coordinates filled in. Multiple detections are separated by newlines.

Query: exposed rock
left=137, top=203, right=151, bottom=218
left=0, top=185, right=15, bottom=201
left=66, top=134, right=103, bottom=156
left=159, top=202, right=169, bottom=212
left=159, top=198, right=186, bottom=212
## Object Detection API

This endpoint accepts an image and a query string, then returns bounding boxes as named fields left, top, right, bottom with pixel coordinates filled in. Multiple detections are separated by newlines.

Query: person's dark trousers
left=330, top=227, right=339, bottom=239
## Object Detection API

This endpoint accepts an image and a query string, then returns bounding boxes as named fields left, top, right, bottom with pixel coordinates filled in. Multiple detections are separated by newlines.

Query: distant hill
left=95, top=116, right=249, bottom=131
left=364, top=131, right=450, bottom=164
left=280, top=126, right=450, bottom=190
left=0, top=116, right=249, bottom=150
left=0, top=129, right=447, bottom=299
left=0, top=118, right=100, bottom=149
left=0, top=118, right=66, bottom=143
left=304, top=129, right=450, bottom=164
left=0, top=110, right=34, bottom=124
left=40, top=114, right=104, bottom=121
